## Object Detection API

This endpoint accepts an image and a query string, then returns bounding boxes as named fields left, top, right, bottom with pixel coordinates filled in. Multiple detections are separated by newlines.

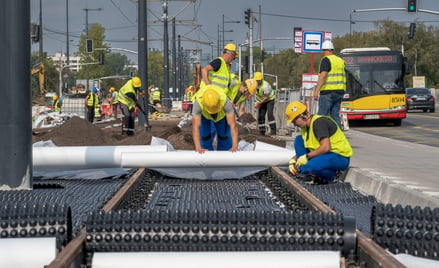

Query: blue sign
left=303, top=31, right=324, bottom=53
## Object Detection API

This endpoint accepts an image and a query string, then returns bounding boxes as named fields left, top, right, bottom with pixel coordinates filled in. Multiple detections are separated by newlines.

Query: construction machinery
left=31, top=63, right=46, bottom=95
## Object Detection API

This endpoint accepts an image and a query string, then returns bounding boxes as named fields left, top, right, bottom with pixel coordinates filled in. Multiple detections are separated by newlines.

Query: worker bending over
left=285, top=101, right=353, bottom=184
left=117, top=77, right=147, bottom=136
left=228, top=75, right=257, bottom=117
left=192, top=85, right=238, bottom=154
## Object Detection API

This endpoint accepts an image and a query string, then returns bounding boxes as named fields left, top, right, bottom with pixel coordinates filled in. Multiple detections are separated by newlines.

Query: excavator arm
left=31, top=63, right=46, bottom=95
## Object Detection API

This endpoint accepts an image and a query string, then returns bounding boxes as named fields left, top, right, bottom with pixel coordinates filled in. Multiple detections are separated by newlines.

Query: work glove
left=296, top=154, right=309, bottom=167
left=288, top=159, right=297, bottom=175
left=142, top=110, right=148, bottom=117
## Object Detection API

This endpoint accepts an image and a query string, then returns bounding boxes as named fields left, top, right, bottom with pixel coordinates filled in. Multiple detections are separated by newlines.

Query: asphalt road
left=349, top=106, right=439, bottom=148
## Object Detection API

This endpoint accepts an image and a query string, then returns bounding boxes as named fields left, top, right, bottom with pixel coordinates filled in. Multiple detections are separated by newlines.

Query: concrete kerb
left=345, top=166, right=439, bottom=208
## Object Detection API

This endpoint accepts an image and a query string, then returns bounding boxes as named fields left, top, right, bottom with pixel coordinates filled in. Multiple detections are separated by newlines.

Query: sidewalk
left=344, top=129, right=439, bottom=208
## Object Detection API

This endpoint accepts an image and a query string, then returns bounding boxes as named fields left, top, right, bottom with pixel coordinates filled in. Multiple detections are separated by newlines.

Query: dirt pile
left=32, top=114, right=286, bottom=149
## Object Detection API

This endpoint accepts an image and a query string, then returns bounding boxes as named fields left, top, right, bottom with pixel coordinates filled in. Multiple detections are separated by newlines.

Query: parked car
left=405, top=87, right=435, bottom=113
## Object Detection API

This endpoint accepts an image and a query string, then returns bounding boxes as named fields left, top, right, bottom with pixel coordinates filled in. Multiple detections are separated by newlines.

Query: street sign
left=303, top=31, right=323, bottom=52
left=294, top=30, right=332, bottom=53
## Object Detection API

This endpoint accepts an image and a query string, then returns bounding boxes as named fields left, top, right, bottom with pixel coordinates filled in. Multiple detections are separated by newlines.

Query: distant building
left=49, top=52, right=81, bottom=71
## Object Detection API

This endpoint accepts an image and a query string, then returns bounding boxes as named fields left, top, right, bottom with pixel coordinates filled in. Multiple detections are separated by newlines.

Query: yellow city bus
left=340, top=47, right=409, bottom=126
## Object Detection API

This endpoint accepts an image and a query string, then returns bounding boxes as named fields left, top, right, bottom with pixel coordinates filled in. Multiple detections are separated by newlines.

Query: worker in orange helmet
left=191, top=85, right=238, bottom=154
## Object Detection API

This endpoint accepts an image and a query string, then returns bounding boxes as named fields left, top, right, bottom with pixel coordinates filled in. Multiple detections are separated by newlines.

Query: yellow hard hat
left=244, top=79, right=257, bottom=95
left=132, top=77, right=142, bottom=88
left=202, top=88, right=222, bottom=114
left=223, top=43, right=237, bottom=54
left=285, top=101, right=307, bottom=123
left=52, top=95, right=58, bottom=100
left=109, top=87, right=115, bottom=92
left=253, top=72, right=263, bottom=81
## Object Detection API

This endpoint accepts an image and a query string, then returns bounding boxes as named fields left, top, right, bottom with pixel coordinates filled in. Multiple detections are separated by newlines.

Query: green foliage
left=30, top=52, right=58, bottom=97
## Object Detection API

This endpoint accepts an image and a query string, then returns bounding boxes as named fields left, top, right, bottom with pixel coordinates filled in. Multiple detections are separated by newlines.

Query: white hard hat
left=322, top=40, right=334, bottom=50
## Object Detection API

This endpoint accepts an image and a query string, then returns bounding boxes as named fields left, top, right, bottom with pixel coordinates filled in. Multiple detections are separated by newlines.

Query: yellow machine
left=31, top=63, right=46, bottom=95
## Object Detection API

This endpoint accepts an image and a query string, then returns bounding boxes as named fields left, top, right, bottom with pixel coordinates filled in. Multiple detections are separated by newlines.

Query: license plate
left=417, top=98, right=426, bottom=101
left=364, top=114, right=379, bottom=119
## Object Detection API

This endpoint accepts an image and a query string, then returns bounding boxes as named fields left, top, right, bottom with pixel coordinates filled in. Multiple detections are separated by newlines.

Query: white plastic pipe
left=92, top=251, right=341, bottom=268
left=33, top=145, right=167, bottom=171
left=0, top=238, right=56, bottom=268
left=121, top=150, right=294, bottom=168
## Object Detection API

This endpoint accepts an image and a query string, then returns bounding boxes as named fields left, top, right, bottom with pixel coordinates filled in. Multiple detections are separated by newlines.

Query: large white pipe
left=92, top=251, right=341, bottom=268
left=0, top=238, right=56, bottom=268
left=33, top=145, right=167, bottom=171
left=121, top=150, right=294, bottom=168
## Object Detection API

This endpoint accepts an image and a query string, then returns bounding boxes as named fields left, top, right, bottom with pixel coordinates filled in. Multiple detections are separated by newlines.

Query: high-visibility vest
left=153, top=90, right=161, bottom=101
left=320, top=54, right=346, bottom=91
left=301, top=115, right=353, bottom=157
left=117, top=80, right=137, bottom=109
left=255, top=80, right=275, bottom=102
left=200, top=57, right=230, bottom=93
left=112, top=92, right=118, bottom=104
left=228, top=73, right=246, bottom=105
left=87, top=93, right=98, bottom=107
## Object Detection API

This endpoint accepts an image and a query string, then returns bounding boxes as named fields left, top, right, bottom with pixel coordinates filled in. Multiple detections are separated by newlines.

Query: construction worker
left=228, top=76, right=257, bottom=116
left=285, top=101, right=353, bottom=184
left=85, top=87, right=99, bottom=123
left=313, top=40, right=346, bottom=128
left=185, top=85, right=196, bottom=113
left=200, top=43, right=237, bottom=95
left=152, top=87, right=162, bottom=108
left=254, top=71, right=276, bottom=135
left=108, top=87, right=119, bottom=119
left=51, top=95, right=60, bottom=113
left=117, top=77, right=147, bottom=136
left=192, top=85, right=238, bottom=154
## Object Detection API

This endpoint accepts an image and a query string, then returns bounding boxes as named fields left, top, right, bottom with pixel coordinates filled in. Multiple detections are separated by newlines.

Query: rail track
left=2, top=167, right=437, bottom=267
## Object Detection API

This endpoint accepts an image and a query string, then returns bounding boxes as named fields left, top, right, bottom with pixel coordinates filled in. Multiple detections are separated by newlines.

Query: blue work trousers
left=294, top=135, right=350, bottom=182
left=317, top=91, right=344, bottom=128
left=200, top=116, right=232, bottom=151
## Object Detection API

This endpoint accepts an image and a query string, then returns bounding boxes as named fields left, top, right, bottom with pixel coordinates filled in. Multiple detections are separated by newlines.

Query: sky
left=31, top=0, right=439, bottom=63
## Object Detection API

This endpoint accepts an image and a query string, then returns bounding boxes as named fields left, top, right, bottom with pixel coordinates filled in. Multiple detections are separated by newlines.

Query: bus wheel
left=393, top=119, right=402, bottom=126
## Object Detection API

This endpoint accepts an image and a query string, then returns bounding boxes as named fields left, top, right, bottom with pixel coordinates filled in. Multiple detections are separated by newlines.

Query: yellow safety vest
left=153, top=90, right=161, bottom=101
left=255, top=80, right=275, bottom=102
left=200, top=57, right=230, bottom=93
left=195, top=85, right=227, bottom=122
left=300, top=115, right=353, bottom=157
left=228, top=74, right=246, bottom=105
left=87, top=93, right=98, bottom=107
left=118, top=80, right=137, bottom=110
left=320, top=54, right=346, bottom=91
left=112, top=92, right=118, bottom=104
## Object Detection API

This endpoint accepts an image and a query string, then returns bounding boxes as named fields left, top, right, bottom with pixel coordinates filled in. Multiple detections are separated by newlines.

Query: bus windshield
left=342, top=51, right=405, bottom=99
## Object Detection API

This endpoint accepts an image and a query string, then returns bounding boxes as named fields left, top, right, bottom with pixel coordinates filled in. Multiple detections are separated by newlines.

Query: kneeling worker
left=285, top=101, right=353, bottom=183
left=192, top=85, right=238, bottom=154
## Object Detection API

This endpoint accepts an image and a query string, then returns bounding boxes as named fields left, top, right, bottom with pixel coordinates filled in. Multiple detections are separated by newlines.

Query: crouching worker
left=192, top=85, right=238, bottom=154
left=285, top=101, right=353, bottom=183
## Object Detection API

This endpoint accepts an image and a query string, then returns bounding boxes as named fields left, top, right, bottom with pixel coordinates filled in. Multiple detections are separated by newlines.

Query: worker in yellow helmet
left=51, top=95, right=60, bottom=113
left=192, top=85, right=238, bottom=154
left=285, top=101, right=353, bottom=184
left=227, top=75, right=257, bottom=117
left=108, top=87, right=119, bottom=119
left=117, top=77, right=147, bottom=136
left=253, top=71, right=276, bottom=135
left=200, top=43, right=237, bottom=95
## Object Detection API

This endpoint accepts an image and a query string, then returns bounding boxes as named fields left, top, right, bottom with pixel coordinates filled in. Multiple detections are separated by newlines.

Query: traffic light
left=407, top=0, right=417, bottom=12
left=244, top=9, right=251, bottom=27
left=86, top=39, right=93, bottom=53
left=99, top=52, right=105, bottom=65
left=408, top=23, right=416, bottom=39
left=31, top=24, right=41, bottom=42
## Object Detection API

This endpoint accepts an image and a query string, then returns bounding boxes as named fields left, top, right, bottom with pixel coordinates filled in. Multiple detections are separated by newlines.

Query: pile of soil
left=32, top=114, right=286, bottom=149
